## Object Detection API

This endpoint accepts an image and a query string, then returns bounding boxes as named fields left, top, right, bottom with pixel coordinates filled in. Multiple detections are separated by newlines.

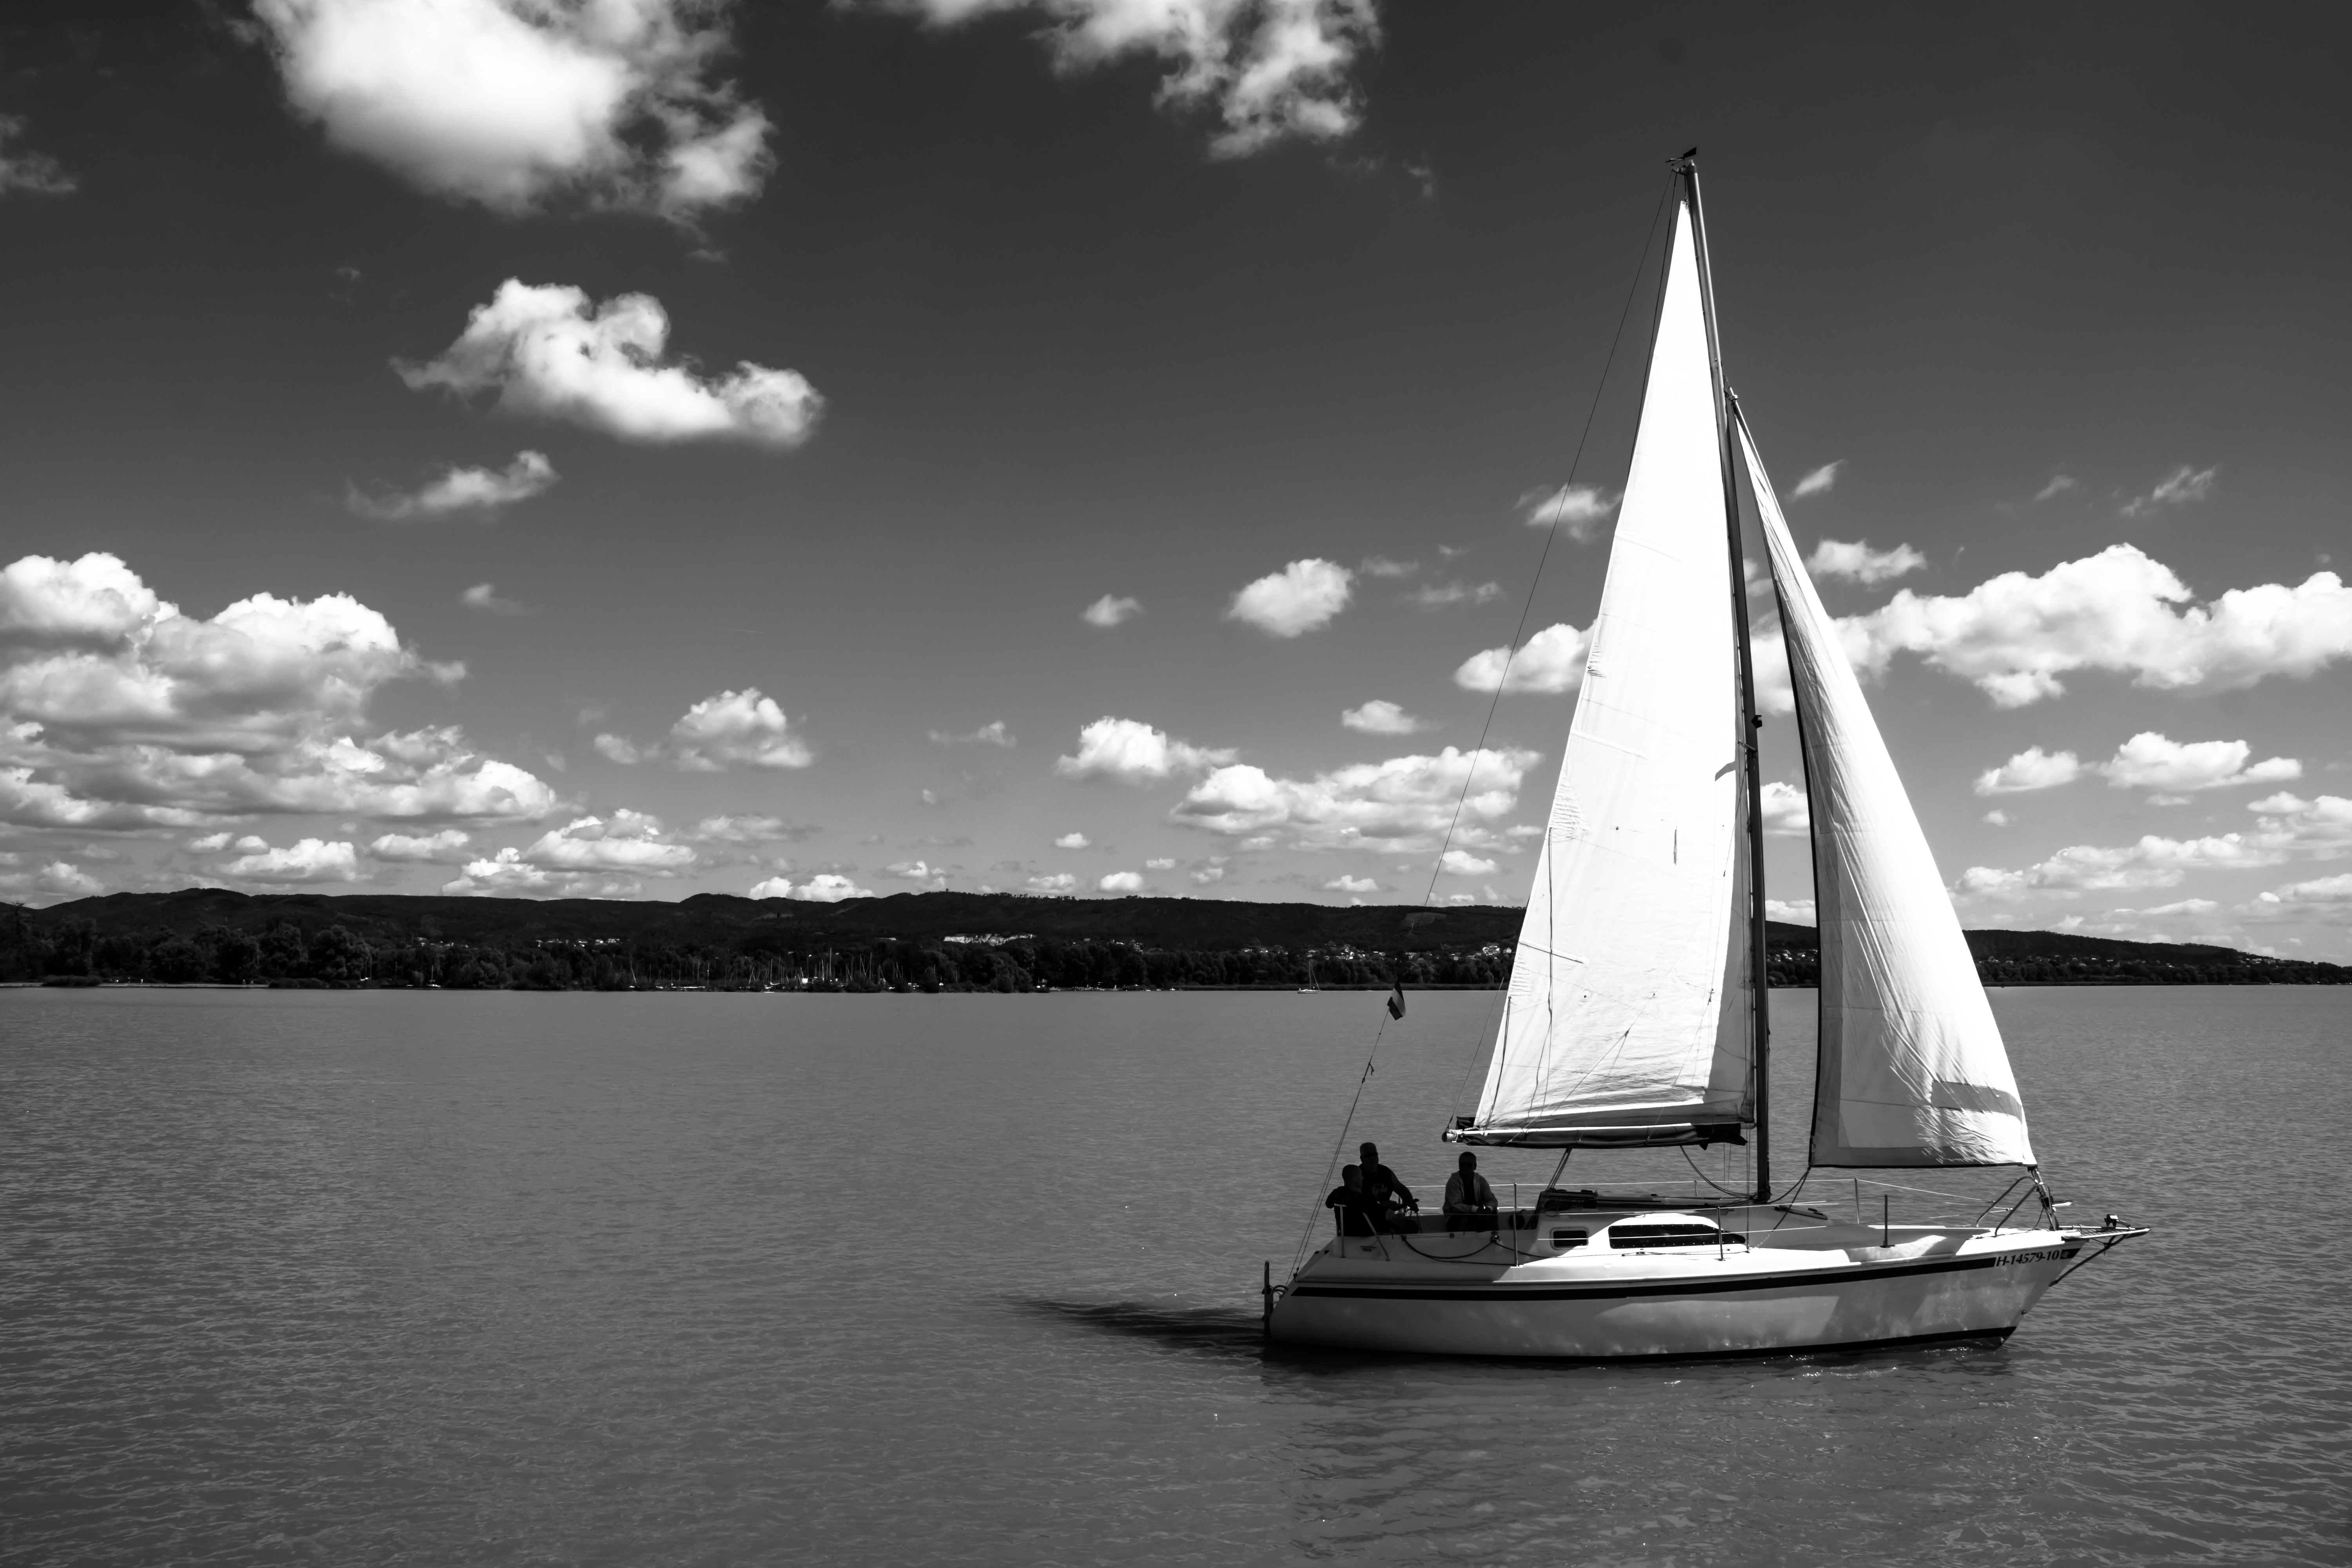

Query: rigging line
left=1289, top=1016, right=1392, bottom=1278
left=1414, top=176, right=1676, bottom=915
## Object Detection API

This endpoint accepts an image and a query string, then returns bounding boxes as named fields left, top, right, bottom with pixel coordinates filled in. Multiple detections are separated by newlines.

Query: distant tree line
left=0, top=917, right=1515, bottom=992
left=8, top=915, right=2342, bottom=991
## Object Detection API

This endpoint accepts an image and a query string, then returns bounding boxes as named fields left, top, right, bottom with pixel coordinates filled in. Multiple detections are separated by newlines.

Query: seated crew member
left=1357, top=1142, right=1418, bottom=1225
left=1325, top=1164, right=1377, bottom=1238
left=1442, top=1151, right=1498, bottom=1230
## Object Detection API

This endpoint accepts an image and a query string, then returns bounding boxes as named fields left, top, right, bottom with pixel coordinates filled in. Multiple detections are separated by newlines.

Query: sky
left=2, top=2, right=2349, bottom=958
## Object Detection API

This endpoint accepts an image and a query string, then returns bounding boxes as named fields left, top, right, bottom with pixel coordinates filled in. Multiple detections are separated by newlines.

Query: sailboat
left=1265, top=155, right=2145, bottom=1359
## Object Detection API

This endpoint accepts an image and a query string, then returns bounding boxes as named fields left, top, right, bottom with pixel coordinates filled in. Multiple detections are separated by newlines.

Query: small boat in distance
left=1265, top=154, right=2146, bottom=1359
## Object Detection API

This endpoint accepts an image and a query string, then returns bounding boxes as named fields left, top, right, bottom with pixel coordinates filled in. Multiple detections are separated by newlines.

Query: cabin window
left=1549, top=1229, right=1588, bottom=1250
left=1608, top=1223, right=1743, bottom=1249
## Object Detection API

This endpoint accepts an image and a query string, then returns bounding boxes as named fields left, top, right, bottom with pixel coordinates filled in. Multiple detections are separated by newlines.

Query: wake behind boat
left=1265, top=154, right=2145, bottom=1359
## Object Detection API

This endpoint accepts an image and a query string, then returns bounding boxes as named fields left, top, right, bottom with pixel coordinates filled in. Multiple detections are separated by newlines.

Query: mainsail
left=1739, top=409, right=2037, bottom=1169
left=1454, top=198, right=1754, bottom=1148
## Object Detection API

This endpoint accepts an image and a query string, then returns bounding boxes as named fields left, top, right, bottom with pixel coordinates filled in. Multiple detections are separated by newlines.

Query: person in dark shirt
left=1357, top=1142, right=1417, bottom=1224
left=1443, top=1151, right=1498, bottom=1232
left=1325, top=1164, right=1377, bottom=1237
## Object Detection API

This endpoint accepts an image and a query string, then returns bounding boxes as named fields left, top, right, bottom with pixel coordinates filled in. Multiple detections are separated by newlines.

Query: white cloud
left=1760, top=780, right=1809, bottom=836
left=2032, top=475, right=2078, bottom=504
left=1790, top=461, right=1846, bottom=499
left=368, top=827, right=473, bottom=862
left=188, top=831, right=234, bottom=852
left=1055, top=716, right=1236, bottom=784
left=1407, top=581, right=1502, bottom=610
left=1098, top=870, right=1145, bottom=893
left=2256, top=873, right=2352, bottom=913
left=1983, top=809, right=2009, bottom=826
left=2097, top=732, right=2300, bottom=794
left=1174, top=745, right=1538, bottom=854
left=1841, top=545, right=2352, bottom=706
left=687, top=813, right=809, bottom=844
left=0, top=553, right=560, bottom=830
left=2120, top=464, right=2218, bottom=518
left=929, top=720, right=1014, bottom=747
left=220, top=836, right=362, bottom=884
left=750, top=871, right=872, bottom=902
left=1190, top=865, right=1225, bottom=885
left=398, top=281, right=820, bottom=447
left=461, top=582, right=531, bottom=616
left=1341, top=699, right=1427, bottom=735
left=897, top=0, right=1379, bottom=158
left=600, top=687, right=812, bottom=771
left=1766, top=898, right=1817, bottom=925
left=1956, top=833, right=2292, bottom=898
left=1323, top=874, right=1378, bottom=893
left=0, top=114, right=76, bottom=196
left=2, top=860, right=103, bottom=902
left=1359, top=556, right=1417, bottom=579
left=885, top=859, right=950, bottom=889
left=1520, top=483, right=1619, bottom=544
left=1807, top=539, right=1925, bottom=585
left=1027, top=872, right=1077, bottom=894
left=1054, top=831, right=1090, bottom=849
left=1144, top=857, right=1176, bottom=870
left=444, top=809, right=695, bottom=894
left=1439, top=849, right=1496, bottom=876
left=1229, top=558, right=1353, bottom=637
left=2246, top=792, right=2352, bottom=853
left=1974, top=746, right=2083, bottom=796
left=349, top=451, right=555, bottom=520
left=1082, top=594, right=1142, bottom=627
left=1454, top=620, right=1590, bottom=695
left=252, top=0, right=771, bottom=218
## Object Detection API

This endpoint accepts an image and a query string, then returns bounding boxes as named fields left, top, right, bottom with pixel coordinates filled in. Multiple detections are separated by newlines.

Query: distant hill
left=5, top=890, right=2342, bottom=989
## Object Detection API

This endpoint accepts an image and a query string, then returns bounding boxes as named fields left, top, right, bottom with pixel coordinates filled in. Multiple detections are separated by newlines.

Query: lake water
left=2, top=985, right=2347, bottom=1565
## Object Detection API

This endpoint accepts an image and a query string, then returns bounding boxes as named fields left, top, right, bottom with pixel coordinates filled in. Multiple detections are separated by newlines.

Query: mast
left=1677, top=153, right=1773, bottom=1203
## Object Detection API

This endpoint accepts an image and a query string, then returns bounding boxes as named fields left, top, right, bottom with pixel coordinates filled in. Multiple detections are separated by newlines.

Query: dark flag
left=1387, top=982, right=1407, bottom=1021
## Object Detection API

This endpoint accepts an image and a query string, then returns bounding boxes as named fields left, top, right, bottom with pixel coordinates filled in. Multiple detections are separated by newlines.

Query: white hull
left=1270, top=1209, right=2132, bottom=1359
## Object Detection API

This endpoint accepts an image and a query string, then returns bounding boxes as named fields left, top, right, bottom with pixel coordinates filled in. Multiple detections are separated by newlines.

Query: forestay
left=1454, top=202, right=1753, bottom=1149
left=1739, top=410, right=2036, bottom=1168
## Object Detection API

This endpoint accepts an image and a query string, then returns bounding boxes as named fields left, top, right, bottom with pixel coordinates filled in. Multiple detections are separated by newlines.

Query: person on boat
left=1442, top=1151, right=1498, bottom=1230
left=1357, top=1142, right=1417, bottom=1222
left=1324, top=1165, right=1377, bottom=1238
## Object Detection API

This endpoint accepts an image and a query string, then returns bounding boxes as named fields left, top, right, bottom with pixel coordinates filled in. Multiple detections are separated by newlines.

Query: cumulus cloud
left=750, top=871, right=872, bottom=902
left=884, top=858, right=950, bottom=889
left=2096, top=732, right=2300, bottom=795
left=598, top=687, right=811, bottom=771
left=0, top=553, right=559, bottom=830
left=1519, top=483, right=1619, bottom=544
left=2032, top=475, right=2078, bottom=504
left=1341, top=699, right=1427, bottom=736
left=368, top=827, right=473, bottom=862
left=1454, top=621, right=1590, bottom=695
left=252, top=0, right=771, bottom=218
left=1983, top=809, right=2009, bottom=827
left=1840, top=544, right=2352, bottom=707
left=2254, top=873, right=2352, bottom=914
left=398, top=281, right=821, bottom=447
left=1323, top=874, right=1378, bottom=893
left=929, top=720, right=1013, bottom=747
left=1956, top=833, right=2289, bottom=897
left=461, top=582, right=532, bottom=616
left=1027, top=872, right=1077, bottom=894
left=1807, top=539, right=1925, bottom=585
left=1229, top=558, right=1353, bottom=637
left=443, top=809, right=695, bottom=894
left=219, top=836, right=362, bottom=884
left=1174, top=745, right=1537, bottom=854
left=895, top=0, right=1379, bottom=158
left=1439, top=849, right=1497, bottom=876
left=1790, top=461, right=1846, bottom=499
left=1765, top=898, right=1817, bottom=925
left=0, top=859, right=103, bottom=902
left=1760, top=780, right=1809, bottom=836
left=1359, top=556, right=1417, bottom=579
left=1190, top=865, right=1225, bottom=885
left=688, top=813, right=813, bottom=844
left=2120, top=464, right=2218, bottom=518
left=1974, top=746, right=2083, bottom=796
left=348, top=451, right=556, bottom=520
left=1098, top=870, right=1145, bottom=893
left=1407, top=581, right=1503, bottom=610
left=1055, top=717, right=1235, bottom=784
left=1144, top=856, right=1176, bottom=869
left=1083, top=594, right=1142, bottom=627
left=0, top=114, right=76, bottom=196
left=1054, top=831, right=1090, bottom=849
